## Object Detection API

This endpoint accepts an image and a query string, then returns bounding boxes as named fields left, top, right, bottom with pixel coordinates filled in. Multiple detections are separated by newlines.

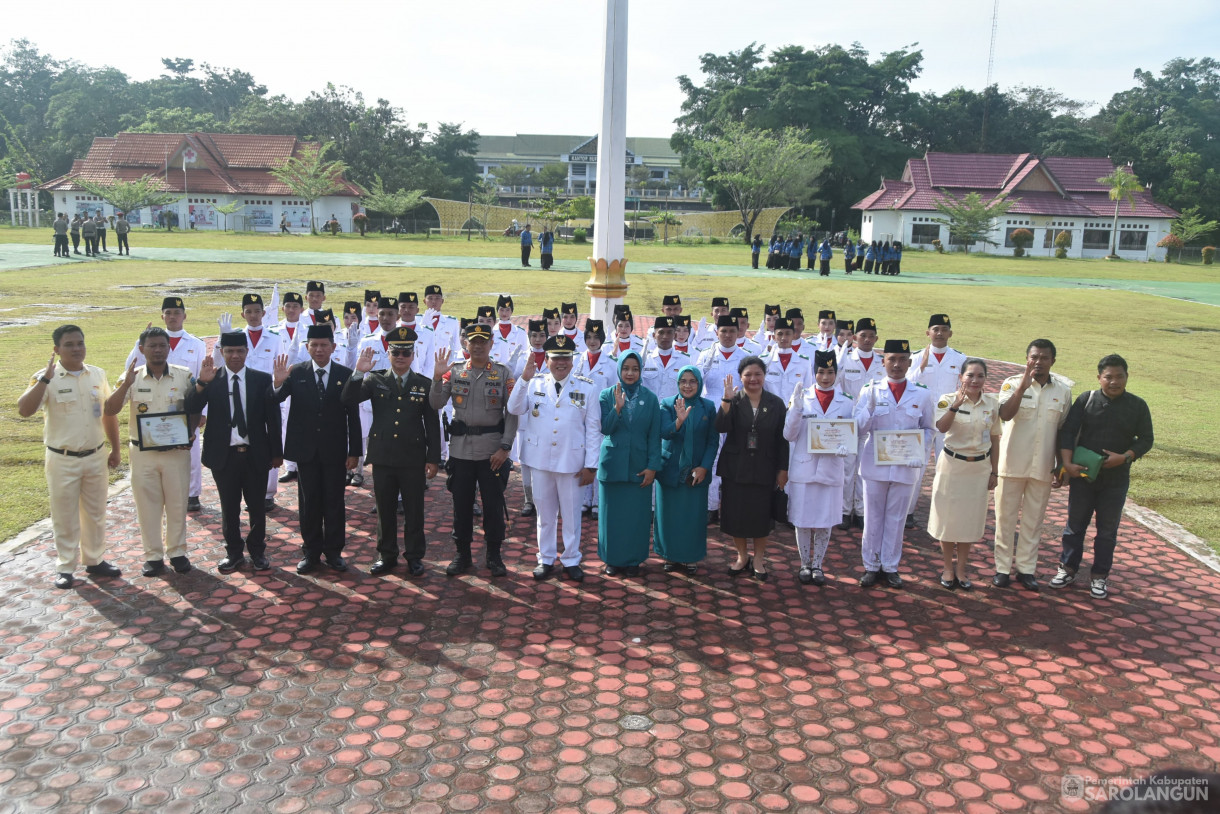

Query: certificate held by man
left=873, top=429, right=924, bottom=465
left=808, top=418, right=857, bottom=455
left=137, top=412, right=191, bottom=450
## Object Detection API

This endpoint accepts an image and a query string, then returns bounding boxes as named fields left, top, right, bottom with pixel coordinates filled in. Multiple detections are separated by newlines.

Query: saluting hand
left=919, top=345, right=931, bottom=372
left=1020, top=358, right=1037, bottom=390
left=122, top=358, right=138, bottom=388
left=722, top=374, right=737, bottom=404
left=272, top=354, right=290, bottom=387
left=614, top=383, right=626, bottom=413
left=434, top=347, right=451, bottom=378
left=674, top=397, right=689, bottom=427
left=218, top=312, right=233, bottom=333
left=43, top=350, right=58, bottom=381
left=521, top=350, right=537, bottom=382
left=356, top=346, right=375, bottom=373
left=197, top=356, right=217, bottom=384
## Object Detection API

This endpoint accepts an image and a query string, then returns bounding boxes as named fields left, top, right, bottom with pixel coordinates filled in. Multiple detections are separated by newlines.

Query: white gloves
left=218, top=312, right=233, bottom=333
left=906, top=458, right=924, bottom=468
left=835, top=445, right=849, bottom=458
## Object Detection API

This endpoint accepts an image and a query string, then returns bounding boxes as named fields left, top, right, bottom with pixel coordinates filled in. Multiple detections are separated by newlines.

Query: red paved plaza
left=2, top=362, right=1218, bottom=813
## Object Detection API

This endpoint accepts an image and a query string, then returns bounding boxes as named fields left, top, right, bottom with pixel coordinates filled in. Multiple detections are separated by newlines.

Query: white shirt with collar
left=837, top=347, right=886, bottom=400
left=641, top=346, right=690, bottom=402
left=126, top=329, right=207, bottom=377
left=907, top=345, right=968, bottom=398
left=854, top=378, right=935, bottom=485
left=225, top=366, right=251, bottom=446
left=761, top=347, right=812, bottom=400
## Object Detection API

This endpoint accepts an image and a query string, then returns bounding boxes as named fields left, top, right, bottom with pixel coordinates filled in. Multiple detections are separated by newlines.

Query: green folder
left=1072, top=446, right=1105, bottom=482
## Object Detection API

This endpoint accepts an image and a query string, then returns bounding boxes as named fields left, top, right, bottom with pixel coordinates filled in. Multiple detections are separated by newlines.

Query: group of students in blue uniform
left=752, top=235, right=903, bottom=276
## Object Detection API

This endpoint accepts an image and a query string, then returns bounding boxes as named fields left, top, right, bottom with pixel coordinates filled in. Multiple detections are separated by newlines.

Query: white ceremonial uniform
left=994, top=372, right=1073, bottom=576
left=788, top=338, right=816, bottom=369
left=557, top=327, right=587, bottom=352
left=609, top=335, right=644, bottom=360
left=641, top=348, right=690, bottom=402
left=573, top=348, right=618, bottom=511
left=516, top=349, right=550, bottom=498
left=736, top=334, right=764, bottom=358
left=836, top=348, right=886, bottom=517
left=127, top=329, right=206, bottom=499
left=811, top=333, right=839, bottom=353
left=905, top=345, right=968, bottom=513
left=353, top=330, right=393, bottom=470
left=213, top=323, right=282, bottom=498
left=492, top=322, right=529, bottom=376
left=395, top=321, right=434, bottom=377
left=507, top=371, right=602, bottom=566
left=784, top=387, right=857, bottom=529
left=854, top=379, right=935, bottom=573
left=691, top=318, right=718, bottom=353
left=761, top=348, right=812, bottom=400
left=423, top=310, right=464, bottom=356
left=697, top=343, right=747, bottom=512
left=268, top=321, right=304, bottom=475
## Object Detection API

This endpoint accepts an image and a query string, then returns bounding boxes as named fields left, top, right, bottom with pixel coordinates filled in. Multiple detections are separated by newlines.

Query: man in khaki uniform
left=992, top=339, right=1073, bottom=590
left=18, top=324, right=122, bottom=589
left=105, top=327, right=198, bottom=577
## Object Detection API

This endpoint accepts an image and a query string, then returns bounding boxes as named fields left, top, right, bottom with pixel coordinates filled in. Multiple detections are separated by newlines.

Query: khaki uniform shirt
left=996, top=373, right=1073, bottom=481
left=429, top=360, right=518, bottom=460
left=29, top=365, right=110, bottom=451
left=935, top=392, right=1001, bottom=457
left=116, top=364, right=194, bottom=440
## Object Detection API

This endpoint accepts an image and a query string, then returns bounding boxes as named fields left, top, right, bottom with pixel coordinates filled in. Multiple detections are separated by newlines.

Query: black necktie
left=231, top=375, right=247, bottom=437
left=316, top=368, right=326, bottom=396
left=554, top=381, right=562, bottom=395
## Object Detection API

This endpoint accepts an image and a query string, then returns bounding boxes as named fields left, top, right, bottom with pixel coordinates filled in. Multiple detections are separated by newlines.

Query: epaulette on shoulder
left=572, top=374, right=593, bottom=384
left=842, top=392, right=853, bottom=399
left=914, top=382, right=928, bottom=388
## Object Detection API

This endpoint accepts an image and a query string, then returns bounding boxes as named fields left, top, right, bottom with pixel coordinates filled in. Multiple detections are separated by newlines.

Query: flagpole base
left=585, top=256, right=629, bottom=325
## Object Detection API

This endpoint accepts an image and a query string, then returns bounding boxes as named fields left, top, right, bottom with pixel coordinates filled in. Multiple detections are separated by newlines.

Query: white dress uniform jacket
left=641, top=348, right=690, bottom=402
left=761, top=348, right=812, bottom=399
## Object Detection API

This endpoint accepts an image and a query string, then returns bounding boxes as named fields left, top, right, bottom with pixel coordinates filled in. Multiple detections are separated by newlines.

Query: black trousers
left=864, top=259, right=874, bottom=273
left=97, top=231, right=107, bottom=250
left=1060, top=471, right=1129, bottom=577
left=296, top=458, right=348, bottom=560
left=213, top=450, right=268, bottom=560
left=448, top=457, right=505, bottom=555
left=372, top=463, right=426, bottom=561
left=117, top=233, right=129, bottom=253
left=751, top=253, right=759, bottom=269
left=54, top=235, right=68, bottom=255
left=521, top=246, right=532, bottom=266
left=820, top=259, right=830, bottom=275
left=540, top=251, right=553, bottom=270
left=844, top=258, right=853, bottom=272
left=71, top=233, right=80, bottom=252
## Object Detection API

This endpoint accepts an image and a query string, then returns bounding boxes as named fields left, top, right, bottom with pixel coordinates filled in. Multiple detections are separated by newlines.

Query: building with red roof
left=853, top=152, right=1178, bottom=260
left=39, top=132, right=363, bottom=233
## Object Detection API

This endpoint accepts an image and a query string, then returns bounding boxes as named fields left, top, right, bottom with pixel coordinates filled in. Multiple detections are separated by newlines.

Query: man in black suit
left=271, top=324, right=363, bottom=574
left=186, top=331, right=283, bottom=574
left=342, top=326, right=441, bottom=576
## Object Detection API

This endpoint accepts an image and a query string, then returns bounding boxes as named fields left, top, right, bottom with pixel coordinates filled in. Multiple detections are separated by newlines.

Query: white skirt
left=787, top=480, right=841, bottom=529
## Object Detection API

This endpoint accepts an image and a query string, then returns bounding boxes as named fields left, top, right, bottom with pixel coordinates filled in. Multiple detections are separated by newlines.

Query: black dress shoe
left=752, top=567, right=769, bottom=582
left=940, top=575, right=957, bottom=589
left=904, top=513, right=916, bottom=529
left=992, top=573, right=1011, bottom=588
left=603, top=564, right=622, bottom=576
left=345, top=472, right=354, bottom=485
left=487, top=558, right=507, bottom=577
left=841, top=513, right=852, bottom=530
left=54, top=573, right=74, bottom=589
left=325, top=556, right=348, bottom=572
left=533, top=563, right=555, bottom=580
left=798, top=567, right=814, bottom=585
left=623, top=565, right=640, bottom=577
left=563, top=565, right=584, bottom=582
left=446, top=556, right=473, bottom=576
left=884, top=571, right=904, bottom=588
left=472, top=502, right=482, bottom=517
left=370, top=559, right=396, bottom=576
left=279, top=470, right=298, bottom=483
left=252, top=556, right=271, bottom=571
left=520, top=502, right=536, bottom=517
left=1016, top=573, right=1040, bottom=591
left=218, top=557, right=246, bottom=574
left=350, top=473, right=365, bottom=488
left=685, top=563, right=698, bottom=576
left=264, top=499, right=276, bottom=512
left=85, top=561, right=121, bottom=577
left=662, top=562, right=679, bottom=573
left=956, top=577, right=973, bottom=591
left=859, top=570, right=879, bottom=588
left=811, top=567, right=826, bottom=586
left=852, top=514, right=864, bottom=529
left=728, top=557, right=753, bottom=576
left=296, top=558, right=320, bottom=574
left=187, top=497, right=202, bottom=512
left=170, top=556, right=193, bottom=574
left=142, top=560, right=167, bottom=577
left=407, top=559, right=425, bottom=576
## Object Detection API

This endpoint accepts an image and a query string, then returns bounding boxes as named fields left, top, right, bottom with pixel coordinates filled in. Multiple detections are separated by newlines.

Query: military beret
left=161, top=296, right=185, bottom=311
left=306, top=324, right=334, bottom=341
left=928, top=313, right=951, bottom=328
left=306, top=281, right=325, bottom=293
left=283, top=292, right=303, bottom=305
left=219, top=331, right=246, bottom=347
left=242, top=293, right=263, bottom=308
left=883, top=339, right=911, bottom=354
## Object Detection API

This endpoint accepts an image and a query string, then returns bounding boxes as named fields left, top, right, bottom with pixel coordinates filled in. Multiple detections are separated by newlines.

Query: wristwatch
left=39, top=376, right=52, bottom=385
left=500, top=443, right=512, bottom=451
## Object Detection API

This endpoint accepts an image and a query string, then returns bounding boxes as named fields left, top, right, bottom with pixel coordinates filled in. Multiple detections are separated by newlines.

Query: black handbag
left=770, top=487, right=789, bottom=524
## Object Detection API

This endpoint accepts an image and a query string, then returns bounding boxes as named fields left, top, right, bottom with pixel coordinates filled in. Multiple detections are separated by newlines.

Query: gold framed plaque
left=136, top=412, right=190, bottom=451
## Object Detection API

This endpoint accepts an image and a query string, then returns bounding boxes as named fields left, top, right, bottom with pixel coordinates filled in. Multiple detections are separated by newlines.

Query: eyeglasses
left=388, top=348, right=413, bottom=357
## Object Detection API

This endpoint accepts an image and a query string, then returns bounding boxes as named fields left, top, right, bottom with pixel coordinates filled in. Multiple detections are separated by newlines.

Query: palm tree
left=1097, top=166, right=1143, bottom=258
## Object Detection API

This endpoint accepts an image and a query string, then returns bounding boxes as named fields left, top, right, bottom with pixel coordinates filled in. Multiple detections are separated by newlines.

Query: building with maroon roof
left=853, top=152, right=1178, bottom=261
left=39, top=132, right=363, bottom=233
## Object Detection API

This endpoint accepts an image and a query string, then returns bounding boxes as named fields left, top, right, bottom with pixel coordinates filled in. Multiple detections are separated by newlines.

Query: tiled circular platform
left=2, top=361, right=1217, bottom=813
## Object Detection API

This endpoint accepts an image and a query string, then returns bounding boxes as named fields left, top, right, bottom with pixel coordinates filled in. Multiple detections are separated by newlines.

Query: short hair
left=962, top=357, right=988, bottom=376
left=1098, top=354, right=1128, bottom=374
left=738, top=355, right=766, bottom=376
left=52, top=324, right=83, bottom=346
left=1026, top=338, right=1057, bottom=360
left=139, top=326, right=170, bottom=345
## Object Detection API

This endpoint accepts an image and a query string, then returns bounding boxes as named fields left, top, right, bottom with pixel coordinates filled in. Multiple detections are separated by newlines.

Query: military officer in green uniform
left=342, top=327, right=441, bottom=576
left=430, top=323, right=518, bottom=577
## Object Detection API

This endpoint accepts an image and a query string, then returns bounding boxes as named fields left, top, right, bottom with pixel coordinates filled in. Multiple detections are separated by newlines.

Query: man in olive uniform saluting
left=431, top=324, right=518, bottom=577
left=343, top=327, right=441, bottom=576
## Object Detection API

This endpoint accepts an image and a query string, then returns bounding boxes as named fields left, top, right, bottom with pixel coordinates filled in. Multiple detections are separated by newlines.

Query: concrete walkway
left=4, top=243, right=1218, bottom=306
left=1, top=360, right=1217, bottom=813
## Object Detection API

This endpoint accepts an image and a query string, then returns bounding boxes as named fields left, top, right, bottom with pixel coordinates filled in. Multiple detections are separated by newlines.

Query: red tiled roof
left=853, top=152, right=1177, bottom=219
left=37, top=132, right=360, bottom=198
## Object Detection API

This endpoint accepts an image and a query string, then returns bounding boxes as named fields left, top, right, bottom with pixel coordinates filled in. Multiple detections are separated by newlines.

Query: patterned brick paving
left=2, top=360, right=1217, bottom=813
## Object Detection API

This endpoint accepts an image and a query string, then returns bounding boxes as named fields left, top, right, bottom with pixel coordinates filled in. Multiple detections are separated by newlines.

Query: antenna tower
left=981, top=0, right=999, bottom=151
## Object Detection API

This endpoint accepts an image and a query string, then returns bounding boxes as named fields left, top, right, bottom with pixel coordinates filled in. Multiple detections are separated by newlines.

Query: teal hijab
left=617, top=350, right=643, bottom=399
left=671, top=365, right=712, bottom=476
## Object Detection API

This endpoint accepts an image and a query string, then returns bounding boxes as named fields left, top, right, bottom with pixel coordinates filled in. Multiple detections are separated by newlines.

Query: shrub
left=931, top=238, right=943, bottom=253
left=709, top=236, right=721, bottom=245
left=573, top=228, right=587, bottom=244
left=1055, top=247, right=1068, bottom=259
left=1157, top=233, right=1184, bottom=263
left=1010, top=228, right=1034, bottom=257
left=1203, top=246, right=1215, bottom=265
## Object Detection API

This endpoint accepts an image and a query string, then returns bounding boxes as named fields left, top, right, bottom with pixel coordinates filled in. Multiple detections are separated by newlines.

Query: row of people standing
left=51, top=212, right=131, bottom=257
left=750, top=235, right=902, bottom=277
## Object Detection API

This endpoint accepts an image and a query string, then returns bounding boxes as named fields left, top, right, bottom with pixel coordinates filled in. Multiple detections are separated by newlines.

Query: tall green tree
left=683, top=121, right=829, bottom=242
left=1097, top=167, right=1144, bottom=257
left=360, top=174, right=425, bottom=237
left=74, top=174, right=181, bottom=216
left=268, top=141, right=348, bottom=234
left=492, top=164, right=533, bottom=191
left=1170, top=205, right=1218, bottom=246
left=470, top=178, right=499, bottom=239
left=931, top=191, right=1015, bottom=252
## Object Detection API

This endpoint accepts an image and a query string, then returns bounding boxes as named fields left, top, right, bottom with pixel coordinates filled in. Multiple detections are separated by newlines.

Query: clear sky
left=5, top=0, right=1218, bottom=138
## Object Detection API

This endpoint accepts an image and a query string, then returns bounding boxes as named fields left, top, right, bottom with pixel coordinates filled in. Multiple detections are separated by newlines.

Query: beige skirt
left=927, top=451, right=991, bottom=542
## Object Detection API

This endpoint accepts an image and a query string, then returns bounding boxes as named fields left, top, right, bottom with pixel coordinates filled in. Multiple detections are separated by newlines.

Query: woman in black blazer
left=716, top=356, right=789, bottom=580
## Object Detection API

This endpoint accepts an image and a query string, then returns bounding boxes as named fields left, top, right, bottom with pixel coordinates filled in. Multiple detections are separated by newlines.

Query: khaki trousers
left=993, top=476, right=1053, bottom=575
left=130, top=446, right=190, bottom=561
left=46, top=449, right=109, bottom=572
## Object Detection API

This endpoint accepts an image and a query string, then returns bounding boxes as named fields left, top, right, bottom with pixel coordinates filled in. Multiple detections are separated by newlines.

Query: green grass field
left=2, top=228, right=1216, bottom=550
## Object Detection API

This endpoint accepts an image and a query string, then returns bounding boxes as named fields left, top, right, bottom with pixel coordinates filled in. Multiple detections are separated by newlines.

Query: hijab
left=669, top=365, right=712, bottom=477
left=617, top=350, right=643, bottom=400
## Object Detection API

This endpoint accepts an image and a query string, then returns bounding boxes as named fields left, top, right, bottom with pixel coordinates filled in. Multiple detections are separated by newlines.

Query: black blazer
left=270, top=361, right=362, bottom=465
left=341, top=369, right=440, bottom=468
left=185, top=367, right=282, bottom=471
left=715, top=389, right=789, bottom=486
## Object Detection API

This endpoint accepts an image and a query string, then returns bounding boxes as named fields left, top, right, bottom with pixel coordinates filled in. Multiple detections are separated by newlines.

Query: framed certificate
left=136, top=412, right=190, bottom=451
left=807, top=419, right=857, bottom=455
left=873, top=429, right=925, bottom=465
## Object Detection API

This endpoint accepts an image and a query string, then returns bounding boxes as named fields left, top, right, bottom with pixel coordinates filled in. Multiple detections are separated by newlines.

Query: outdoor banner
left=188, top=204, right=216, bottom=228
left=125, top=209, right=142, bottom=225
left=285, top=207, right=311, bottom=230
left=74, top=201, right=100, bottom=218
left=250, top=208, right=275, bottom=230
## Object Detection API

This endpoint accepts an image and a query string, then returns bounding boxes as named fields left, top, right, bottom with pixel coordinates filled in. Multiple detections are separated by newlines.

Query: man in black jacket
left=271, top=324, right=363, bottom=574
left=185, top=332, right=282, bottom=573
left=342, top=327, right=441, bottom=576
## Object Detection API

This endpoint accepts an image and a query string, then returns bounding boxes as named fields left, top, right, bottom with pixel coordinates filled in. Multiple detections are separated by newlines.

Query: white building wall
left=56, top=193, right=361, bottom=233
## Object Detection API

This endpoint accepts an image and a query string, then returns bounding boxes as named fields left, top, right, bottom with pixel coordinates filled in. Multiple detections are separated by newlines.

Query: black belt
left=449, top=420, right=505, bottom=437
left=47, top=443, right=104, bottom=458
left=943, top=448, right=990, bottom=463
left=231, top=445, right=249, bottom=452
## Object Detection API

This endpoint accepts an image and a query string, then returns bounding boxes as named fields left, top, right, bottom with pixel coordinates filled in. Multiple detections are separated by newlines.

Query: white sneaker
left=1049, top=566, right=1075, bottom=588
left=1090, top=577, right=1109, bottom=599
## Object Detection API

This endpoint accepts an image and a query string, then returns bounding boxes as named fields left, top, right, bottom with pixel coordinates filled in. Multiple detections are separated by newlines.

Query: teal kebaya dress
left=654, top=366, right=717, bottom=564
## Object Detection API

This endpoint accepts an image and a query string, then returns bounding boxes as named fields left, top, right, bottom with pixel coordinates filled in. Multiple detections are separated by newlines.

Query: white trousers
left=993, top=476, right=1053, bottom=575
left=189, top=432, right=202, bottom=498
left=130, top=446, right=189, bottom=560
left=707, top=433, right=727, bottom=511
left=906, top=429, right=944, bottom=514
left=532, top=469, right=584, bottom=566
left=841, top=453, right=863, bottom=515
left=355, top=400, right=373, bottom=471
left=46, top=449, right=109, bottom=572
left=861, top=479, right=909, bottom=572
